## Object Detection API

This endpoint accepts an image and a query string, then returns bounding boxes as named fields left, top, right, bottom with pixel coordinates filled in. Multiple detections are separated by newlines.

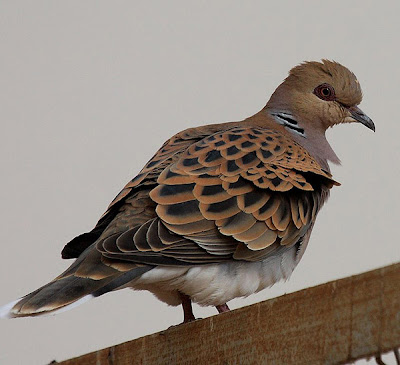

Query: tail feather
left=1, top=276, right=112, bottom=318
left=0, top=267, right=152, bottom=318
left=0, top=299, right=22, bottom=319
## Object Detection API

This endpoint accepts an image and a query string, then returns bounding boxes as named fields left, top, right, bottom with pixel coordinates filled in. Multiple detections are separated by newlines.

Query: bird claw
left=216, top=303, right=230, bottom=313
left=374, top=349, right=400, bottom=365
left=394, top=348, right=400, bottom=365
left=375, top=353, right=386, bottom=365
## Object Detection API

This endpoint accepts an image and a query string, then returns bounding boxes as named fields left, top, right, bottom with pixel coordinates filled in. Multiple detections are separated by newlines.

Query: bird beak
left=347, top=106, right=375, bottom=132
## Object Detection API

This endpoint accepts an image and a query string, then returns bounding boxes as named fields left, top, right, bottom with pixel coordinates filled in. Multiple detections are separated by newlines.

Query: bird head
left=266, top=60, right=375, bottom=134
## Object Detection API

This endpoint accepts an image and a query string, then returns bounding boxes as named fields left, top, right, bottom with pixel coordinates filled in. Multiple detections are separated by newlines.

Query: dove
left=0, top=60, right=374, bottom=323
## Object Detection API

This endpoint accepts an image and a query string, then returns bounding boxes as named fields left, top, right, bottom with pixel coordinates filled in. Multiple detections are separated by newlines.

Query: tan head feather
left=264, top=59, right=374, bottom=168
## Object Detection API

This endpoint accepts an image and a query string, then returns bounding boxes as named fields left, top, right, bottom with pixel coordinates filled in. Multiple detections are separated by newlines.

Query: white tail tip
left=0, top=294, right=94, bottom=318
left=0, top=298, right=22, bottom=319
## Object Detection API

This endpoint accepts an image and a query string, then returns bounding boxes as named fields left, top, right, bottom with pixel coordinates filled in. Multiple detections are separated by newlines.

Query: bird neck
left=289, top=126, right=341, bottom=172
left=246, top=109, right=340, bottom=173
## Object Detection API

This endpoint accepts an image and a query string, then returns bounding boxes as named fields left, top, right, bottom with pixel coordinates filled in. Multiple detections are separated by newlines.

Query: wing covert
left=65, top=125, right=334, bottom=265
left=144, top=126, right=334, bottom=262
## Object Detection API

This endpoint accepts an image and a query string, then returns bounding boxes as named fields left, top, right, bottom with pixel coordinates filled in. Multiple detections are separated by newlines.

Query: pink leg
left=179, top=292, right=196, bottom=323
left=216, top=303, right=230, bottom=313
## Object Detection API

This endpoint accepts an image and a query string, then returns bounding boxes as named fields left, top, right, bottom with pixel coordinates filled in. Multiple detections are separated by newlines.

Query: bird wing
left=61, top=125, right=214, bottom=259
left=82, top=125, right=338, bottom=267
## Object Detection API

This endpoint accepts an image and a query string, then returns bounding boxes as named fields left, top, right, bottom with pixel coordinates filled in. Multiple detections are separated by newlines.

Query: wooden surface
left=58, top=263, right=400, bottom=365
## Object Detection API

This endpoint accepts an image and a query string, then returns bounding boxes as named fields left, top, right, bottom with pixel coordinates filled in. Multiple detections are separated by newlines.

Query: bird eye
left=314, top=83, right=336, bottom=101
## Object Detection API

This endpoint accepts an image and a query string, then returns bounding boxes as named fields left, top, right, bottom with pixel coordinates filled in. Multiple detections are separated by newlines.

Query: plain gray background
left=1, top=1, right=399, bottom=364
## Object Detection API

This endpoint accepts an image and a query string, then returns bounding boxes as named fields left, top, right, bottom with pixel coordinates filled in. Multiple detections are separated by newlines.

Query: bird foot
left=375, top=354, right=386, bottom=365
left=216, top=303, right=230, bottom=313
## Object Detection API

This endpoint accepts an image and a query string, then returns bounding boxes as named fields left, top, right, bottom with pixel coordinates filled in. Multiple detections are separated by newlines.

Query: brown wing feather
left=62, top=127, right=213, bottom=259
left=92, top=126, right=335, bottom=265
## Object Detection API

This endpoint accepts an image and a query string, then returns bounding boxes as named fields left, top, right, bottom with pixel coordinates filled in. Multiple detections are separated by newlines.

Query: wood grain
left=58, top=263, right=400, bottom=365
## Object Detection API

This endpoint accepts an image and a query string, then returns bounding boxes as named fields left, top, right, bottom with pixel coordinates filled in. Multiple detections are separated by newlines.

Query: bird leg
left=394, top=348, right=400, bottom=365
left=216, top=303, right=230, bottom=313
left=375, top=354, right=386, bottom=365
left=179, top=292, right=196, bottom=323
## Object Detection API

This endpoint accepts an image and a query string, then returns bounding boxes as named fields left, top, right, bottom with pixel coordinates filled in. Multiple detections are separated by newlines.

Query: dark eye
left=313, top=83, right=336, bottom=101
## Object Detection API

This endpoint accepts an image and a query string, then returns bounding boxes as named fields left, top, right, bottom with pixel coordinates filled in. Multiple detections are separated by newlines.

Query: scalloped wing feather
left=95, top=126, right=334, bottom=264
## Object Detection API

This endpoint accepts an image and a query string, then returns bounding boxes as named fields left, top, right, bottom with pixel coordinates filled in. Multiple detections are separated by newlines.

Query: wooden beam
left=58, top=263, right=400, bottom=365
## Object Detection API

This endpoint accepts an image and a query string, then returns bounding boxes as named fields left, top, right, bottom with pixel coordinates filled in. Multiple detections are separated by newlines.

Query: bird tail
left=0, top=262, right=151, bottom=318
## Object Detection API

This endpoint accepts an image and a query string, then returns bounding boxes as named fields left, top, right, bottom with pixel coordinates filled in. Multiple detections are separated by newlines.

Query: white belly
left=130, top=244, right=300, bottom=307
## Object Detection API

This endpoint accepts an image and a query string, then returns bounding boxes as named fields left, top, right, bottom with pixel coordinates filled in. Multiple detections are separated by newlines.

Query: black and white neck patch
left=270, top=112, right=305, bottom=136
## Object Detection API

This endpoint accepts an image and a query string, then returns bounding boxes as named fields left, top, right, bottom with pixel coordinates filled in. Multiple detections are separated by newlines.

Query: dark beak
left=348, top=106, right=375, bottom=132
